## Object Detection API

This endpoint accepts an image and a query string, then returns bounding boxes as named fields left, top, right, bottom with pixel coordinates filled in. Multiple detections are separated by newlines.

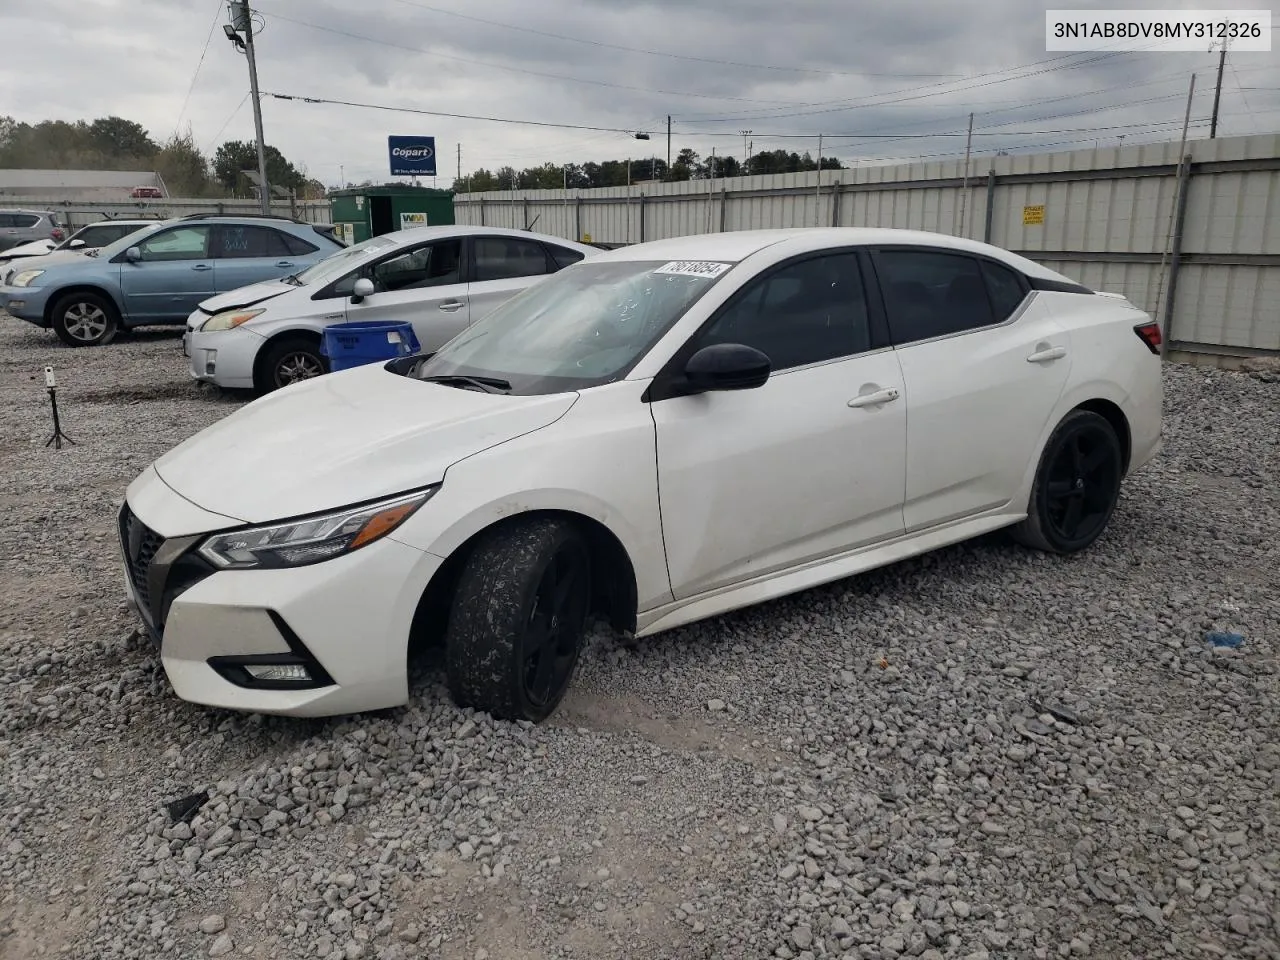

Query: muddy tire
left=445, top=517, right=591, bottom=722
left=1012, top=409, right=1123, bottom=554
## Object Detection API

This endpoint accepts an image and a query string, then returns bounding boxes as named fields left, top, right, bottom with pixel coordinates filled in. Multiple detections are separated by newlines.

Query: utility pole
left=228, top=1, right=270, bottom=214
left=741, top=129, right=752, bottom=175
left=959, top=111, right=974, bottom=236
left=707, top=148, right=715, bottom=232
left=1154, top=72, right=1197, bottom=344
left=1210, top=39, right=1228, bottom=138
left=456, top=143, right=461, bottom=184
left=666, top=115, right=672, bottom=181
left=815, top=134, right=822, bottom=227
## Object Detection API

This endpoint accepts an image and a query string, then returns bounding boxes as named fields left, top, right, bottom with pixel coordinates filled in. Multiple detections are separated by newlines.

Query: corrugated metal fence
left=455, top=133, right=1280, bottom=359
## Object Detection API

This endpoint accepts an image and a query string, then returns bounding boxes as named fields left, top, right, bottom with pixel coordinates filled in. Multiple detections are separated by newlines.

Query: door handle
left=275, top=261, right=294, bottom=268
left=848, top=386, right=900, bottom=408
left=438, top=300, right=464, bottom=312
left=1026, top=345, right=1067, bottom=363
left=191, top=263, right=212, bottom=271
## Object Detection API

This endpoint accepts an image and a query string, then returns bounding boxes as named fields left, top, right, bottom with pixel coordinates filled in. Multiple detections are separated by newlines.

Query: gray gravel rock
left=0, top=324, right=1277, bottom=960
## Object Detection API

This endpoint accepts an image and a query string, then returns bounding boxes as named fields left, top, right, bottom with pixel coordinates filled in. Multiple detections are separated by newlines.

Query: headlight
left=200, top=307, right=265, bottom=332
left=11, top=270, right=44, bottom=287
left=197, top=488, right=437, bottom=570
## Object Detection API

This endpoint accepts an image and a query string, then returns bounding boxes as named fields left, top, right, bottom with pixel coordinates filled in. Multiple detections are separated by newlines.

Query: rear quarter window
left=546, top=244, right=586, bottom=270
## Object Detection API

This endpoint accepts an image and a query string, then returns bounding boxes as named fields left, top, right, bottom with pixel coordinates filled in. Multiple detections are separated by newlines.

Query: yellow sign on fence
left=1022, top=204, right=1045, bottom=226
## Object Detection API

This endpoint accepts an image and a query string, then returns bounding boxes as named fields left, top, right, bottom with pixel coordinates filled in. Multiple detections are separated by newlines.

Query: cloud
left=0, top=0, right=1274, bottom=186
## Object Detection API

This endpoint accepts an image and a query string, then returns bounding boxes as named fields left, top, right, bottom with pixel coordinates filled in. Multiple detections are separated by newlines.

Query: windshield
left=293, top=234, right=397, bottom=286
left=416, top=258, right=736, bottom=394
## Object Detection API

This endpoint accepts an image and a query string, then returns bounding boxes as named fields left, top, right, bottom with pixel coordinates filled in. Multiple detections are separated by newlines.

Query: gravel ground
left=0, top=317, right=1277, bottom=960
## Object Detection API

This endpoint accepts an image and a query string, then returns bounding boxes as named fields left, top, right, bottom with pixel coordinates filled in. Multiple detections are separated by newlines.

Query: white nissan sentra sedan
left=119, top=227, right=1163, bottom=722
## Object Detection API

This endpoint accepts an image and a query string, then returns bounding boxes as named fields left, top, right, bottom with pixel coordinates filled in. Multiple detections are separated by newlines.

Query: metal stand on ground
left=44, top=366, right=75, bottom=449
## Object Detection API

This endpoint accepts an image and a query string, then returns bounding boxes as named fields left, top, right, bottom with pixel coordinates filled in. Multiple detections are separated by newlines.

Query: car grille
left=119, top=503, right=164, bottom=614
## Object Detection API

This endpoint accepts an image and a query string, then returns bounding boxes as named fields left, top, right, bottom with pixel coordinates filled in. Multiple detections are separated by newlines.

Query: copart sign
left=388, top=136, right=437, bottom=177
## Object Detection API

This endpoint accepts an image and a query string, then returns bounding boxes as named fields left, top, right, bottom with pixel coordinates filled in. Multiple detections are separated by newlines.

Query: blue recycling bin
left=321, top=320, right=421, bottom=373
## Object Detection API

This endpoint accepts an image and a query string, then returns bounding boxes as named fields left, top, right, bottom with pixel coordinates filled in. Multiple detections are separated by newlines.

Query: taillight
left=51, top=228, right=64, bottom=241
left=1134, top=322, right=1162, bottom=355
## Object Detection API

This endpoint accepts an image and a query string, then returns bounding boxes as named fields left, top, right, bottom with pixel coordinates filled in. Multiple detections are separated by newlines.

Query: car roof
left=591, top=227, right=1076, bottom=283
left=378, top=224, right=598, bottom=252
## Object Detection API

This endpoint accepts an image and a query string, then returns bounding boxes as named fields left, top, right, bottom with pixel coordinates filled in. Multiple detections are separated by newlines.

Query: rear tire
left=51, top=292, right=119, bottom=347
left=254, top=335, right=327, bottom=394
left=1012, top=409, right=1123, bottom=554
left=445, top=517, right=591, bottom=723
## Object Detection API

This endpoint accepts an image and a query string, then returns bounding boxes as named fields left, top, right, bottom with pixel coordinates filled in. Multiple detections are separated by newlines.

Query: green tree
left=213, top=139, right=306, bottom=196
left=670, top=148, right=700, bottom=181
left=89, top=116, right=156, bottom=161
left=155, top=130, right=213, bottom=196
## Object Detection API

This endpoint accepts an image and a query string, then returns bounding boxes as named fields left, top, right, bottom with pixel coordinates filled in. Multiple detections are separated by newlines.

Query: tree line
left=453, top=147, right=845, bottom=193
left=0, top=115, right=325, bottom=199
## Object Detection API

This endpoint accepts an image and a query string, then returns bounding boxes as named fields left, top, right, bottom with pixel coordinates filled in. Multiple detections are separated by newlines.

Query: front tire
left=1012, top=409, right=1123, bottom=554
left=445, top=517, right=592, bottom=722
left=255, top=336, right=327, bottom=394
left=51, top=292, right=119, bottom=347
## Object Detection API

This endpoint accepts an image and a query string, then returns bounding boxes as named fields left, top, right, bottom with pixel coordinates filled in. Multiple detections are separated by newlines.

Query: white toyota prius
left=119, top=227, right=1163, bottom=722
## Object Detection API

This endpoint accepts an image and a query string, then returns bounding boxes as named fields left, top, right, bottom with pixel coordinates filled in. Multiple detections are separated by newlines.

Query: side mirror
left=351, top=277, right=375, bottom=303
left=67, top=238, right=86, bottom=249
left=683, top=343, right=770, bottom=393
left=125, top=246, right=142, bottom=263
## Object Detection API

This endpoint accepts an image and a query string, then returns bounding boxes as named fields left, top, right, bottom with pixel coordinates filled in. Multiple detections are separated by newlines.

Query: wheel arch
left=252, top=326, right=326, bottom=390
left=1073, top=397, right=1131, bottom=474
left=43, top=284, right=123, bottom=325
left=408, top=508, right=639, bottom=655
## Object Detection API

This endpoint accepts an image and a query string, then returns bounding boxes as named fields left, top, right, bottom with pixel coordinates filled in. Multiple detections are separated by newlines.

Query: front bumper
left=119, top=479, right=443, bottom=717
left=0, top=283, right=52, bottom=324
left=185, top=320, right=266, bottom=390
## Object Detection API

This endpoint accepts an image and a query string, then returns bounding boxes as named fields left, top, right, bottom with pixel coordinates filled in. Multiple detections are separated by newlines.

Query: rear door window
left=981, top=259, right=1028, bottom=321
left=472, top=236, right=553, bottom=282
left=874, top=249, right=997, bottom=346
left=216, top=225, right=292, bottom=259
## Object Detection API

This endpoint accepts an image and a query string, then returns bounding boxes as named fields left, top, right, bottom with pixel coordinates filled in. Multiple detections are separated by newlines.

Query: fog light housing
left=7, top=300, right=25, bottom=310
left=204, top=351, right=217, bottom=376
left=244, top=662, right=311, bottom=682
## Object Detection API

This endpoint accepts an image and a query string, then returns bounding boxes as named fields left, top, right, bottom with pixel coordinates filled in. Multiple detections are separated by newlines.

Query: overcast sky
left=1, top=0, right=1277, bottom=185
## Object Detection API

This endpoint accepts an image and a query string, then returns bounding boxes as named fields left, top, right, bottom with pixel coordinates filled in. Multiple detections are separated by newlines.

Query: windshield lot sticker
left=652, top=260, right=732, bottom=278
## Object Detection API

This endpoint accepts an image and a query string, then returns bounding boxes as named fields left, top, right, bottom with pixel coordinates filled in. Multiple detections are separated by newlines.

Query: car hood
left=0, top=239, right=56, bottom=259
left=151, top=362, right=578, bottom=525
left=5, top=248, right=87, bottom=268
left=196, top=279, right=297, bottom=314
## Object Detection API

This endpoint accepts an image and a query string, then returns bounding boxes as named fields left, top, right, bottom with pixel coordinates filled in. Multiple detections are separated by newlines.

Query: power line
left=675, top=41, right=1183, bottom=125
left=671, top=50, right=1126, bottom=123
left=172, top=0, right=225, bottom=136
left=264, top=92, right=649, bottom=134
left=254, top=6, right=815, bottom=106
left=264, top=90, right=1207, bottom=143
left=204, top=93, right=252, bottom=153
left=385, top=0, right=965, bottom=79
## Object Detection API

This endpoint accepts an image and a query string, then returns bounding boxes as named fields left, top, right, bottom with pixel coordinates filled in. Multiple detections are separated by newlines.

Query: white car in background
left=183, top=225, right=599, bottom=393
left=121, top=227, right=1162, bottom=723
left=0, top=219, right=155, bottom=280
